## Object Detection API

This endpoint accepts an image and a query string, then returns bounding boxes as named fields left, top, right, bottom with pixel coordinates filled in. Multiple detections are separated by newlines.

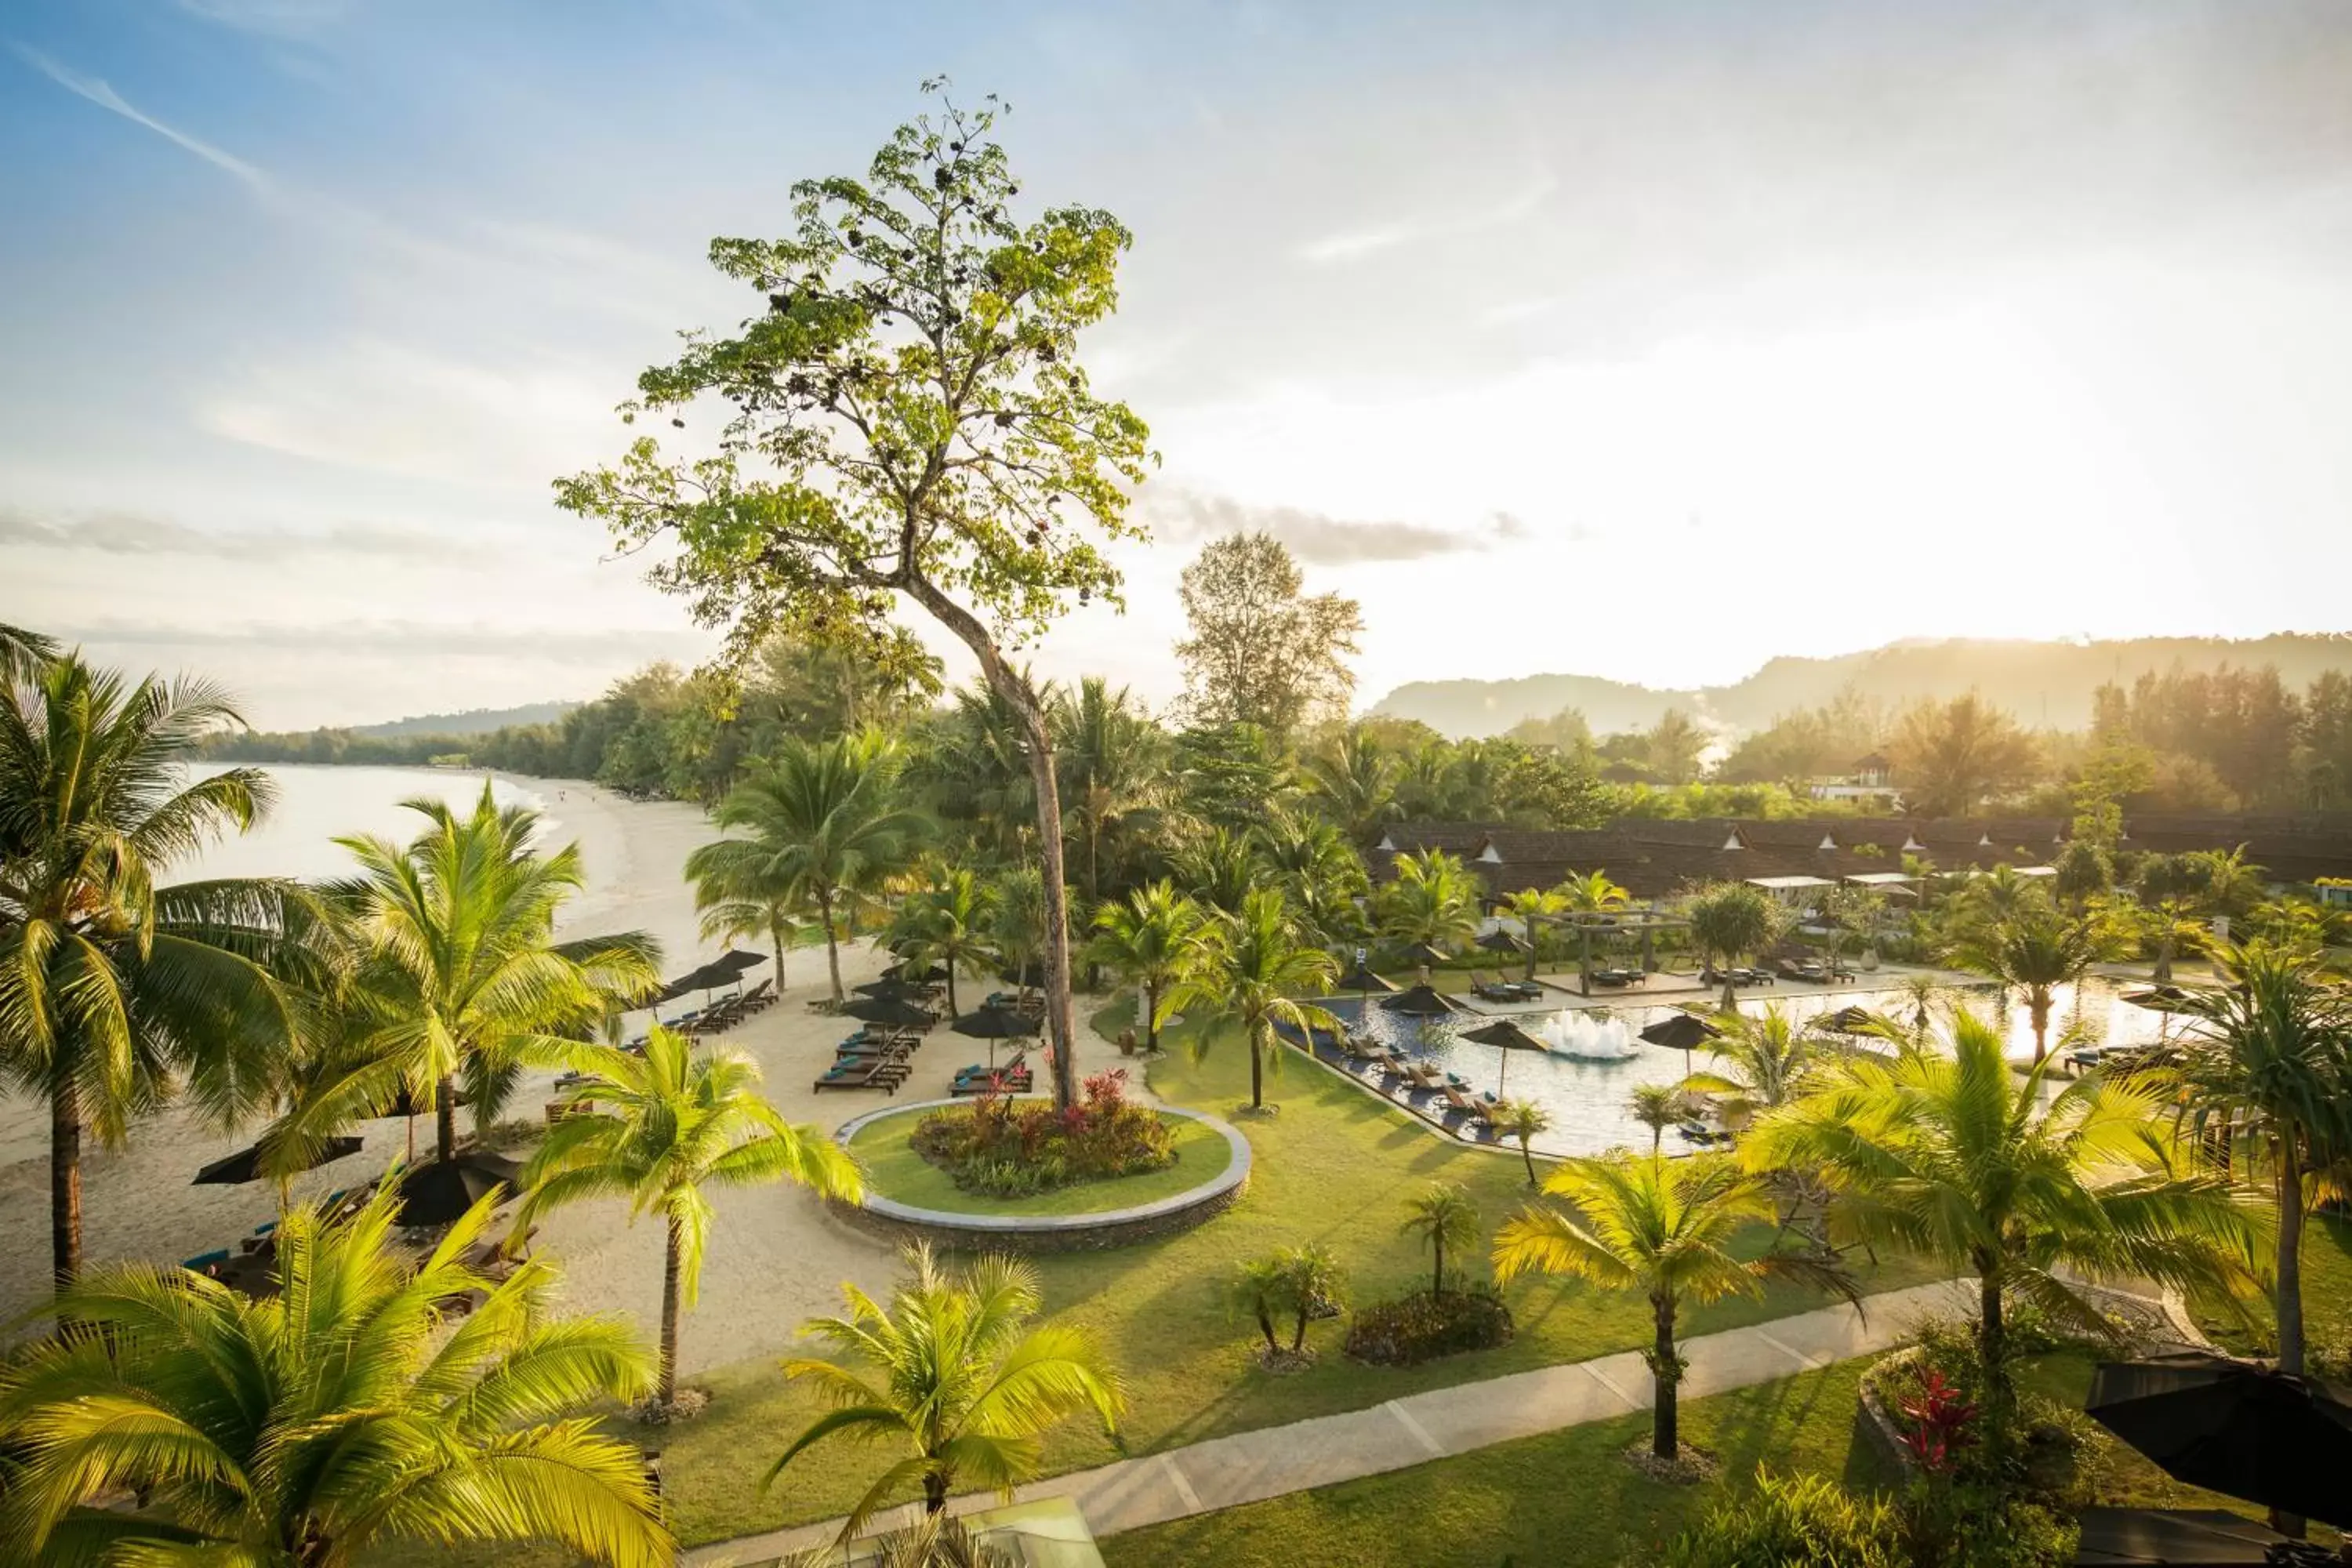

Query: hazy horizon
left=9, top=2, right=2352, bottom=728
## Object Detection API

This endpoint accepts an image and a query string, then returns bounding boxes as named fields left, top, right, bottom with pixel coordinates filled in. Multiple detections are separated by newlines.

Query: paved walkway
left=687, top=1277, right=1976, bottom=1564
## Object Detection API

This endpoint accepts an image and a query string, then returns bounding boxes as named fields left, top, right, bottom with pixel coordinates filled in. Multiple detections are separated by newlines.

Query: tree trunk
left=946, top=959, right=959, bottom=1019
left=1290, top=1305, right=1309, bottom=1355
left=818, top=888, right=844, bottom=1004
left=1249, top=1022, right=1265, bottom=1109
left=1653, top=1295, right=1680, bottom=1459
left=659, top=1213, right=684, bottom=1408
left=901, top=575, right=1079, bottom=1111
left=771, top=927, right=786, bottom=993
left=924, top=1471, right=949, bottom=1515
left=1521, top=1139, right=1537, bottom=1186
left=1144, top=978, right=1160, bottom=1052
left=1432, top=1232, right=1445, bottom=1298
left=435, top=1073, right=458, bottom=1163
left=2153, top=933, right=2175, bottom=984
left=51, top=1080, right=82, bottom=1293
left=1978, top=1265, right=2008, bottom=1405
left=1256, top=1307, right=1278, bottom=1352
left=2029, top=992, right=2051, bottom=1064
left=2274, top=1135, right=2308, bottom=1539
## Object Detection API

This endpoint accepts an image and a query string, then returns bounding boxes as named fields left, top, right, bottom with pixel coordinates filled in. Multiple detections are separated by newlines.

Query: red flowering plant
left=909, top=1064, right=1175, bottom=1196
left=1897, top=1368, right=1980, bottom=1475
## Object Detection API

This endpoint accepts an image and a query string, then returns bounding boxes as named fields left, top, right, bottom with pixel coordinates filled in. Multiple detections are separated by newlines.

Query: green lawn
left=387, top=995, right=1951, bottom=1562
left=2195, top=1203, right=2352, bottom=1360
left=1101, top=1347, right=2289, bottom=1568
left=848, top=1106, right=1233, bottom=1216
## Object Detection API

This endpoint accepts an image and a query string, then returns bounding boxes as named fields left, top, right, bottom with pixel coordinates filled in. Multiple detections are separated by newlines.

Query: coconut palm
left=1172, top=824, right=1257, bottom=916
left=2134, top=854, right=2210, bottom=983
left=1744, top=1011, right=2262, bottom=1402
left=2165, top=941, right=2352, bottom=1386
left=1678, top=1005, right=1823, bottom=1128
left=695, top=876, right=818, bottom=995
left=326, top=783, right=659, bottom=1163
left=1491, top=1098, right=1553, bottom=1185
left=923, top=678, right=1044, bottom=862
left=1686, top=881, right=1784, bottom=1007
left=1301, top=726, right=1401, bottom=843
left=1628, top=1083, right=1685, bottom=1154
left=1376, top=849, right=1481, bottom=978
left=1054, top=676, right=1169, bottom=906
left=1495, top=1153, right=1846, bottom=1458
left=1400, top=1180, right=1480, bottom=1297
left=784, top=1513, right=1015, bottom=1568
left=990, top=862, right=1049, bottom=1000
left=1252, top=809, right=1370, bottom=943
left=1555, top=868, right=1632, bottom=916
left=0, top=1185, right=670, bottom=1568
left=1275, top=1243, right=1346, bottom=1354
left=519, top=1025, right=860, bottom=1409
left=1949, top=897, right=2111, bottom=1065
left=688, top=731, right=929, bottom=1004
left=2191, top=844, right=2269, bottom=920
left=1501, top=887, right=1567, bottom=981
left=1163, top=887, right=1339, bottom=1111
left=890, top=866, right=1000, bottom=1018
left=1, top=619, right=56, bottom=683
left=769, top=1245, right=1125, bottom=1539
left=1086, top=880, right=1210, bottom=1055
left=0, top=655, right=318, bottom=1288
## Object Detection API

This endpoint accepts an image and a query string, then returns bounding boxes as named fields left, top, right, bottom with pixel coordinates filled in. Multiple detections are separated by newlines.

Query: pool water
left=1316, top=976, right=2176, bottom=1159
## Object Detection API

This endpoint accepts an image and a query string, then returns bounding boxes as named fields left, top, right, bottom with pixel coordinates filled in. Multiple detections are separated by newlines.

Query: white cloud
left=11, top=45, right=270, bottom=190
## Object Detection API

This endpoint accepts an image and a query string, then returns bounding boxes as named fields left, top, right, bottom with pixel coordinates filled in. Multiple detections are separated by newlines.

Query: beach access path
left=687, top=1276, right=1978, bottom=1563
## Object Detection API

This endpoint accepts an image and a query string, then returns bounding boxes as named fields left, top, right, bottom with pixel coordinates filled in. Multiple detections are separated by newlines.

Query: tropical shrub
left=909, top=1069, right=1175, bottom=1196
left=1664, top=1470, right=1908, bottom=1568
left=1342, top=1283, right=1513, bottom=1366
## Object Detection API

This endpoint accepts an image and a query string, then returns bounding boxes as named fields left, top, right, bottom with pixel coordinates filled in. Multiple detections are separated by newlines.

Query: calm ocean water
left=181, top=764, right=550, bottom=883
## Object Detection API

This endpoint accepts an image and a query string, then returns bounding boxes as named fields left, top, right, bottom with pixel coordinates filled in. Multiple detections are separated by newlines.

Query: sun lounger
left=1402, top=1061, right=1443, bottom=1091
left=1439, top=1084, right=1488, bottom=1123
left=952, top=1066, right=1033, bottom=1096
left=813, top=1059, right=906, bottom=1093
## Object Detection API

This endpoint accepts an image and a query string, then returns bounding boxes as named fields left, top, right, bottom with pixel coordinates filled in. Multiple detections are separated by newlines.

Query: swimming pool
left=1314, top=976, right=2179, bottom=1159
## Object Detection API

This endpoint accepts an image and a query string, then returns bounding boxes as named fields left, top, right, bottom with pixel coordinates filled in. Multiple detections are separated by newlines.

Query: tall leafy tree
left=0, top=1186, right=670, bottom=1568
left=0, top=655, right=312, bottom=1288
left=1252, top=810, right=1370, bottom=949
left=1495, top=1154, right=1847, bottom=1460
left=687, top=731, right=929, bottom=1004
left=889, top=865, right=999, bottom=1017
left=1887, top=692, right=2038, bottom=816
left=1171, top=824, right=1258, bottom=916
left=1163, top=888, right=1339, bottom=1111
left=520, top=1026, right=860, bottom=1409
left=1300, top=726, right=1400, bottom=843
left=1085, top=880, right=1209, bottom=1054
left=1174, top=532, right=1363, bottom=742
left=770, top=1245, right=1125, bottom=1537
left=1745, top=1012, right=2260, bottom=1404
left=1374, top=848, right=1481, bottom=973
left=2165, top=942, right=2352, bottom=1393
left=326, top=782, right=659, bottom=1163
left=557, top=85, right=1152, bottom=1118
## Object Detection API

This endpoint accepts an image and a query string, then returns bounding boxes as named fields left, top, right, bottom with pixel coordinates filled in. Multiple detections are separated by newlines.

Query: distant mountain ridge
left=352, top=701, right=577, bottom=738
left=1370, top=634, right=2352, bottom=739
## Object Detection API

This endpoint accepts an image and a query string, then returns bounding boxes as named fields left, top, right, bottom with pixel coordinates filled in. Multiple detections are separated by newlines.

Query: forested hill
left=1372, top=634, right=2352, bottom=738
left=353, top=701, right=576, bottom=738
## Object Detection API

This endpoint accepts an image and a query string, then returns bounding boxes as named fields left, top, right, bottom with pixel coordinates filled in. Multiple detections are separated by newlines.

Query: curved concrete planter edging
left=829, top=1098, right=1250, bottom=1254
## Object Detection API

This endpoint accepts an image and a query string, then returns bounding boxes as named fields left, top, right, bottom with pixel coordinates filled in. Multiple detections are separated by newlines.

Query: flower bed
left=909, top=1069, right=1175, bottom=1197
left=1344, top=1285, right=1515, bottom=1367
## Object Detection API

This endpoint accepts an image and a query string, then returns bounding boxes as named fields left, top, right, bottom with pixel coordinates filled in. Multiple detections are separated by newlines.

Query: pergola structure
left=1510, top=907, right=1694, bottom=998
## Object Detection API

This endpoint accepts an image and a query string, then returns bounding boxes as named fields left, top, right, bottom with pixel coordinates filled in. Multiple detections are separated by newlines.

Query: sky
left=5, top=0, right=2351, bottom=728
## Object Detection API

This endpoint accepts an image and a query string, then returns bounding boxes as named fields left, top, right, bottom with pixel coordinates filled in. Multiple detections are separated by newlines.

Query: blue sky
left=6, top=1, right=2352, bottom=727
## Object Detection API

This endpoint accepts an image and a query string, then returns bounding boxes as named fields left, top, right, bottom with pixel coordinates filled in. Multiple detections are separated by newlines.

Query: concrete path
left=687, top=1277, right=1976, bottom=1564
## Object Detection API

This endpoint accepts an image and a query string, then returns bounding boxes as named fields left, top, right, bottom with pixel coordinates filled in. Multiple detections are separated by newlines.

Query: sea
left=183, top=764, right=553, bottom=881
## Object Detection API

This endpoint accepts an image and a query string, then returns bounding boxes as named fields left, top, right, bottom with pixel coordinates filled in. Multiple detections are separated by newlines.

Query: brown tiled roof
left=1737, top=821, right=1846, bottom=852
left=1621, top=819, right=1751, bottom=851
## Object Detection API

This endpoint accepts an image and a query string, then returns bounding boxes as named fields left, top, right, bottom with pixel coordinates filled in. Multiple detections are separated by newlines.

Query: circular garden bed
left=831, top=1099, right=1249, bottom=1252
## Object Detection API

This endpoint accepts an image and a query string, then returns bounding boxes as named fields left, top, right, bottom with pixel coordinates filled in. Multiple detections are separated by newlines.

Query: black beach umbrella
left=2086, top=1351, right=2352, bottom=1530
left=1463, top=1018, right=1546, bottom=1096
left=1400, top=941, right=1451, bottom=970
left=395, top=1152, right=522, bottom=1228
left=1476, top=928, right=1530, bottom=955
left=194, top=1134, right=363, bottom=1187
left=1334, top=960, right=1396, bottom=996
left=887, top=961, right=946, bottom=984
left=1640, top=1011, right=1723, bottom=1075
left=953, top=1005, right=1036, bottom=1039
left=853, top=976, right=925, bottom=999
left=840, top=995, right=937, bottom=1028
left=365, top=1084, right=469, bottom=1120
left=1815, top=1005, right=1880, bottom=1036
left=1381, top=983, right=1460, bottom=1018
left=713, top=948, right=767, bottom=975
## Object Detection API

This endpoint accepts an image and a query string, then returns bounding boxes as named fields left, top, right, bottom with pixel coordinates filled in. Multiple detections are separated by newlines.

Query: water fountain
left=1535, top=1011, right=1639, bottom=1061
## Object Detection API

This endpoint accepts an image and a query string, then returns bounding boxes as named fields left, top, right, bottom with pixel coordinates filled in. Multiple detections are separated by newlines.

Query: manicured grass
left=388, top=994, right=1953, bottom=1559
left=1099, top=1347, right=2291, bottom=1568
left=848, top=1105, right=1232, bottom=1216
left=2196, top=1204, right=2352, bottom=1359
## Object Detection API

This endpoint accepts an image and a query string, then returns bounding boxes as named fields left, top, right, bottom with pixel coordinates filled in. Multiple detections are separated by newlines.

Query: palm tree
left=785, top=1512, right=1015, bottom=1568
left=1686, top=882, right=1784, bottom=1008
left=2134, top=854, right=2209, bottom=983
left=1555, top=868, right=1632, bottom=917
left=1376, top=849, right=1481, bottom=978
left=1054, top=676, right=1169, bottom=906
left=1628, top=1083, right=1685, bottom=1154
left=1400, top=1180, right=1480, bottom=1297
left=991, top=863, right=1049, bottom=1000
left=0, top=1185, right=670, bottom=1567
left=1301, top=726, right=1400, bottom=843
left=1086, top=880, right=1210, bottom=1054
left=519, top=1025, right=861, bottom=1409
left=1163, top=887, right=1339, bottom=1111
left=1173, top=824, right=1257, bottom=915
left=922, top=678, right=1044, bottom=862
left=2166, top=942, right=2352, bottom=1388
left=1229, top=1253, right=1290, bottom=1356
left=1276, top=1243, right=1346, bottom=1354
left=0, top=655, right=314, bottom=1288
left=770, top=1245, right=1125, bottom=1539
left=1491, top=1098, right=1553, bottom=1185
left=327, top=783, right=658, bottom=1163
left=2191, top=844, right=2269, bottom=921
left=1252, top=809, right=1370, bottom=935
left=891, top=866, right=1000, bottom=1018
left=1495, top=1154, right=1845, bottom=1458
left=688, top=731, right=929, bottom=1004
left=695, top=874, right=818, bottom=994
left=1744, top=1011, right=2262, bottom=1403
left=0, top=619, right=56, bottom=682
left=1949, top=897, right=2111, bottom=1065
left=1678, top=1005, right=1821, bottom=1129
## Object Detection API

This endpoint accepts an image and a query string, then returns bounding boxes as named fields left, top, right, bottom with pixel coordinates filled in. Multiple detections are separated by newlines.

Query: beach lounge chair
left=813, top=1058, right=906, bottom=1094
left=1401, top=1061, right=1443, bottom=1091
left=1439, top=1084, right=1488, bottom=1124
